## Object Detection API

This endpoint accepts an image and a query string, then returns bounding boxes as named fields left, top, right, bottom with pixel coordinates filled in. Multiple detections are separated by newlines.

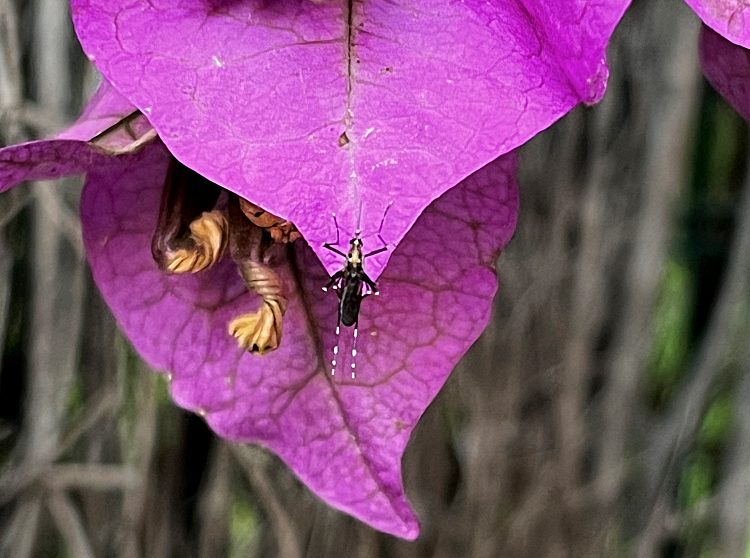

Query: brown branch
left=231, top=445, right=302, bottom=558
left=0, top=103, right=66, bottom=135
left=34, top=187, right=84, bottom=258
left=596, top=12, right=702, bottom=501
left=43, top=464, right=138, bottom=491
left=716, top=352, right=750, bottom=558
left=196, top=444, right=232, bottom=557
left=47, top=491, right=96, bottom=558
left=117, top=362, right=159, bottom=558
left=0, top=388, right=120, bottom=505
left=641, top=145, right=750, bottom=551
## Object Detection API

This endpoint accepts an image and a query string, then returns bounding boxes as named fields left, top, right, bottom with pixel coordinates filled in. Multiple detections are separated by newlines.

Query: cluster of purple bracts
left=0, top=0, right=748, bottom=539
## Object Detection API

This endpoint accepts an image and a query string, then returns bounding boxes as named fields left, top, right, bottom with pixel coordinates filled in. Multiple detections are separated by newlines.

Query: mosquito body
left=322, top=205, right=391, bottom=378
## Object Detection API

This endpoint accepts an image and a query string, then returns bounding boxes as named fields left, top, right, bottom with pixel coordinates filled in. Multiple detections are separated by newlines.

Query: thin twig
left=47, top=491, right=96, bottom=558
left=231, top=445, right=302, bottom=558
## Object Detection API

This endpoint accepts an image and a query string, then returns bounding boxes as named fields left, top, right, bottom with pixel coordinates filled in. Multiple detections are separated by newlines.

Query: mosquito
left=322, top=203, right=392, bottom=379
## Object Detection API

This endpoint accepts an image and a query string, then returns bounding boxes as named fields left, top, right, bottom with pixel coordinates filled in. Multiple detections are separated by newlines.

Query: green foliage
left=646, top=259, right=693, bottom=409
left=699, top=394, right=732, bottom=447
left=229, top=498, right=258, bottom=558
left=677, top=390, right=734, bottom=555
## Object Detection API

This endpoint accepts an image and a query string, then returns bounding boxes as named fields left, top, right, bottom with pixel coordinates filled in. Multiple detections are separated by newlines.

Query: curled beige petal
left=165, top=209, right=228, bottom=274
left=228, top=302, right=281, bottom=354
left=230, top=259, right=288, bottom=354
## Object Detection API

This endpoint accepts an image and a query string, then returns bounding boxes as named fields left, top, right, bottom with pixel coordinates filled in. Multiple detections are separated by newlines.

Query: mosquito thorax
left=347, top=238, right=363, bottom=266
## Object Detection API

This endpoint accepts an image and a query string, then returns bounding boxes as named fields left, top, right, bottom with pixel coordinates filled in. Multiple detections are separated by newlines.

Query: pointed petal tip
left=699, top=25, right=750, bottom=123
left=685, top=0, right=750, bottom=49
left=398, top=521, right=421, bottom=541
left=73, top=0, right=626, bottom=278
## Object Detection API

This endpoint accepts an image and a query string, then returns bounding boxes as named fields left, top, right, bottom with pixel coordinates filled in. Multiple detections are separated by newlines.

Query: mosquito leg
left=364, top=245, right=388, bottom=258
left=361, top=201, right=393, bottom=257
left=378, top=201, right=393, bottom=234
left=351, top=318, right=360, bottom=379
left=362, top=273, right=378, bottom=296
left=377, top=233, right=390, bottom=250
left=332, top=212, right=341, bottom=246
left=331, top=312, right=342, bottom=376
left=323, top=243, right=347, bottom=258
left=322, top=270, right=344, bottom=292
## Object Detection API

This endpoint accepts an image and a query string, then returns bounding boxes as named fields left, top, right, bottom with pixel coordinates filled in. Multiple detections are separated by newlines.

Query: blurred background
left=1, top=0, right=749, bottom=556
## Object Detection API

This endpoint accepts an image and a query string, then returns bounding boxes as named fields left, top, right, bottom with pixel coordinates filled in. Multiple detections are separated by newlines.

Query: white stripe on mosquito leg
left=331, top=322, right=342, bottom=376
left=331, top=350, right=338, bottom=375
left=350, top=326, right=360, bottom=379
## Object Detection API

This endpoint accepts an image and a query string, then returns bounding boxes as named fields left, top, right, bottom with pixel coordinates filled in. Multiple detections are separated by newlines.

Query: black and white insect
left=322, top=204, right=392, bottom=379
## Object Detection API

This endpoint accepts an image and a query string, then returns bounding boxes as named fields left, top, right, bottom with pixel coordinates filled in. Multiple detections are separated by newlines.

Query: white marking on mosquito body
left=333, top=346, right=338, bottom=355
left=352, top=349, right=357, bottom=357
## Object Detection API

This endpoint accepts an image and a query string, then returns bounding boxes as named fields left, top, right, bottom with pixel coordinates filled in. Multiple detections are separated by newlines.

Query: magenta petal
left=0, top=79, right=143, bottom=192
left=56, top=78, right=136, bottom=141
left=80, top=143, right=518, bottom=538
left=685, top=0, right=750, bottom=48
left=72, top=0, right=623, bottom=278
left=0, top=139, right=117, bottom=192
left=700, top=26, right=750, bottom=122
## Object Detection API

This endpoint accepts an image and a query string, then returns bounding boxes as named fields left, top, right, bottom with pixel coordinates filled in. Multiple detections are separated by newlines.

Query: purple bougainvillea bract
left=0, top=0, right=641, bottom=537
left=0, top=82, right=517, bottom=536
left=700, top=26, right=750, bottom=122
left=71, top=0, right=629, bottom=279
left=684, top=0, right=750, bottom=48
left=81, top=141, right=518, bottom=539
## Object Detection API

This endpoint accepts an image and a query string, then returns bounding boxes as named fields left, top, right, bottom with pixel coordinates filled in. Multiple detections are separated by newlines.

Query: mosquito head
left=347, top=237, right=363, bottom=266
